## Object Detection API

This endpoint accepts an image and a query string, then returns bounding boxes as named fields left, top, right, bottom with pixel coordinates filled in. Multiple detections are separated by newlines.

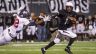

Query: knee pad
left=53, top=38, right=60, bottom=44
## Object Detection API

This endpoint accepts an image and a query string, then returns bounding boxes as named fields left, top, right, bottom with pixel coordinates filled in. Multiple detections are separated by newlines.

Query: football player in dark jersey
left=41, top=2, right=77, bottom=54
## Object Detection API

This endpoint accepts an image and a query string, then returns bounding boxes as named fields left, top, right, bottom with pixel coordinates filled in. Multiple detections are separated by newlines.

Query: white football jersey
left=1, top=15, right=30, bottom=40
left=0, top=15, right=30, bottom=45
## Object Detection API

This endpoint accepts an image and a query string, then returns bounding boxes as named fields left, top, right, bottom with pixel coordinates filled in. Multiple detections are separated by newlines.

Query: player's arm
left=23, top=17, right=38, bottom=31
left=69, top=16, right=77, bottom=22
left=15, top=22, right=31, bottom=33
left=23, top=22, right=31, bottom=30
left=69, top=12, right=77, bottom=24
left=20, top=18, right=31, bottom=32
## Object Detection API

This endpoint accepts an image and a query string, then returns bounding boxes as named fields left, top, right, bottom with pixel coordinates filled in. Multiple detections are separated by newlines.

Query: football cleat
left=41, top=48, right=46, bottom=54
left=65, top=47, right=73, bottom=54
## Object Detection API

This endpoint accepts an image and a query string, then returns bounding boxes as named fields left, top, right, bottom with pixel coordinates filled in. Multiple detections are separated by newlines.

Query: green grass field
left=0, top=41, right=96, bottom=54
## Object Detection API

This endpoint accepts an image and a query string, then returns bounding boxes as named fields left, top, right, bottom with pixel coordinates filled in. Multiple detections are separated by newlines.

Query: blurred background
left=0, top=0, right=96, bottom=43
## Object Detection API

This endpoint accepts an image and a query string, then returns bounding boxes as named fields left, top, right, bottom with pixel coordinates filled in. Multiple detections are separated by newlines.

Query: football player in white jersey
left=0, top=14, right=30, bottom=45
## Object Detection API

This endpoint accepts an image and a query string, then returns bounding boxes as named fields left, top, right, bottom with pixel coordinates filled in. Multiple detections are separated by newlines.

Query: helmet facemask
left=66, top=6, right=73, bottom=12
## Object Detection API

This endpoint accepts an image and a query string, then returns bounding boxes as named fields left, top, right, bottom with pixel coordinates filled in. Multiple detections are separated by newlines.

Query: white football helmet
left=65, top=2, right=74, bottom=7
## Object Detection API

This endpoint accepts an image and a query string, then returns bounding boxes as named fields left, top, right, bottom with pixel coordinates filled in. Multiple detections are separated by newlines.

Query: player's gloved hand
left=43, top=15, right=51, bottom=21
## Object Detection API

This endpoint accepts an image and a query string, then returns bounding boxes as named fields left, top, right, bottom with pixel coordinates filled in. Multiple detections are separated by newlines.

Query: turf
left=0, top=41, right=96, bottom=54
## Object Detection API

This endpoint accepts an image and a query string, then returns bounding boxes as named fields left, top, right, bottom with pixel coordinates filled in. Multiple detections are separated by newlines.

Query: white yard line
left=12, top=44, right=96, bottom=49
left=12, top=44, right=67, bottom=46
left=0, top=49, right=95, bottom=52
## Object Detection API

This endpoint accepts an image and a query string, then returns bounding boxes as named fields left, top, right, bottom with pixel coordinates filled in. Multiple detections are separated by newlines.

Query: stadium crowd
left=0, top=11, right=96, bottom=42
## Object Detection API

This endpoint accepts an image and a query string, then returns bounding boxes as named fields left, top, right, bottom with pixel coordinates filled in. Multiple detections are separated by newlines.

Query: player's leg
left=41, top=32, right=61, bottom=54
left=19, top=31, right=23, bottom=41
left=0, top=28, right=14, bottom=45
left=65, top=38, right=76, bottom=54
left=76, top=24, right=81, bottom=41
left=0, top=31, right=10, bottom=45
left=58, top=30, right=77, bottom=54
left=31, top=26, right=36, bottom=42
left=0, top=36, right=7, bottom=46
left=91, top=28, right=96, bottom=41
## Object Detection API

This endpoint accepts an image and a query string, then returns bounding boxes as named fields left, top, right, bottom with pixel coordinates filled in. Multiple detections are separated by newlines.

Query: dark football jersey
left=57, top=9, right=77, bottom=30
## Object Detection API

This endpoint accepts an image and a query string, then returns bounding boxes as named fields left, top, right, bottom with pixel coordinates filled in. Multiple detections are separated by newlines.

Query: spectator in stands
left=91, top=14, right=96, bottom=40
left=36, top=11, right=49, bottom=41
left=76, top=13, right=85, bottom=41
left=26, top=12, right=37, bottom=43
left=86, top=15, right=94, bottom=41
